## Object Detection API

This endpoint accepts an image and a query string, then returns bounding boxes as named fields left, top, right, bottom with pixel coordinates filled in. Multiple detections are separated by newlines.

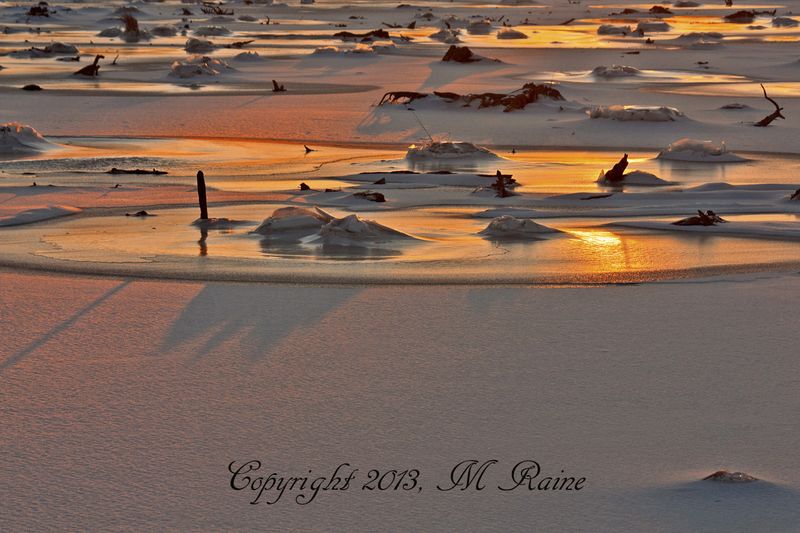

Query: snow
left=185, top=38, right=215, bottom=53
left=657, top=138, right=747, bottom=162
left=588, top=105, right=684, bottom=122
left=2, top=271, right=800, bottom=531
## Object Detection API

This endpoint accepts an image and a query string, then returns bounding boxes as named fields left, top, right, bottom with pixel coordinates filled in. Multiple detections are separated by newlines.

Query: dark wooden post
left=196, top=170, right=208, bottom=220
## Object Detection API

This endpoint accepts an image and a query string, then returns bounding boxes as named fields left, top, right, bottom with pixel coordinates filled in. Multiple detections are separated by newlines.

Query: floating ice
left=253, top=206, right=334, bottom=239
left=169, top=56, right=231, bottom=78
left=497, top=28, right=527, bottom=39
left=319, top=214, right=417, bottom=246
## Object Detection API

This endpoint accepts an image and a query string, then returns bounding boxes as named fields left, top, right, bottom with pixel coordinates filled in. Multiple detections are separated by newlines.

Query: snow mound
left=253, top=206, right=334, bottom=238
left=478, top=216, right=560, bottom=238
left=0, top=206, right=80, bottom=226
left=429, top=28, right=462, bottom=43
left=185, top=38, right=215, bottom=53
left=772, top=17, right=799, bottom=27
left=0, top=123, right=56, bottom=154
left=406, top=141, right=499, bottom=160
left=597, top=170, right=673, bottom=186
left=636, top=21, right=671, bottom=33
left=233, top=51, right=264, bottom=62
left=319, top=214, right=417, bottom=246
left=467, top=19, right=493, bottom=35
left=673, top=0, right=701, bottom=6
left=194, top=26, right=231, bottom=36
left=591, top=65, right=641, bottom=78
left=597, top=24, right=631, bottom=35
left=497, top=28, right=527, bottom=39
left=152, top=25, right=178, bottom=37
left=657, top=138, right=747, bottom=162
left=312, top=43, right=384, bottom=55
left=588, top=105, right=684, bottom=122
left=169, top=56, right=231, bottom=78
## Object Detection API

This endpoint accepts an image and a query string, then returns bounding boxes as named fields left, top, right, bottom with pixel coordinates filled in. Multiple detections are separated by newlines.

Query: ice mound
left=312, top=43, right=382, bottom=55
left=319, top=214, right=417, bottom=246
left=253, top=206, right=334, bottom=238
left=478, top=216, right=560, bottom=238
left=406, top=141, right=499, bottom=160
left=0, top=206, right=80, bottom=227
left=467, top=19, right=493, bottom=35
left=13, top=42, right=79, bottom=58
left=703, top=471, right=758, bottom=483
left=772, top=17, right=799, bottom=27
left=597, top=24, right=631, bottom=35
left=597, top=169, right=672, bottom=186
left=591, top=65, right=641, bottom=78
left=151, top=25, right=178, bottom=37
left=169, top=56, right=231, bottom=78
left=429, top=27, right=462, bottom=43
left=588, top=105, right=684, bottom=122
left=673, top=0, right=701, bottom=6
left=657, top=138, right=747, bottom=162
left=0, top=123, right=56, bottom=154
left=497, top=28, right=527, bottom=39
left=233, top=51, right=264, bottom=62
left=194, top=26, right=231, bottom=36
left=185, top=38, right=215, bottom=53
left=636, top=21, right=671, bottom=33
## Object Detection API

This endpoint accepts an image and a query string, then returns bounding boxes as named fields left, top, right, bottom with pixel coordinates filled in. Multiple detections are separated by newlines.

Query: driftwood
left=27, top=3, right=50, bottom=17
left=442, top=45, right=483, bottom=63
left=272, top=80, right=286, bottom=92
left=300, top=182, right=311, bottom=190
left=126, top=210, right=154, bottom=217
left=74, top=54, right=104, bottom=77
left=378, top=91, right=428, bottom=105
left=754, top=84, right=785, bottom=127
left=107, top=168, right=168, bottom=175
left=724, top=9, right=774, bottom=22
left=22, top=84, right=43, bottom=91
left=304, top=145, right=315, bottom=153
left=353, top=191, right=386, bottom=202
left=603, top=154, right=628, bottom=183
left=226, top=40, right=254, bottom=49
left=490, top=170, right=517, bottom=198
left=379, top=84, right=564, bottom=112
left=649, top=5, right=672, bottom=14
left=673, top=210, right=727, bottom=226
left=789, top=188, right=800, bottom=201
left=333, top=29, right=390, bottom=41
left=201, top=3, right=233, bottom=16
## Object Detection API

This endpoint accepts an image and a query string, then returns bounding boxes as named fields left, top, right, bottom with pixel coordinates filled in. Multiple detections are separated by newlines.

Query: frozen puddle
left=2, top=205, right=800, bottom=284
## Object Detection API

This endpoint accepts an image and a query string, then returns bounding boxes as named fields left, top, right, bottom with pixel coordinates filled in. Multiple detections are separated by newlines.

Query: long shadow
left=0, top=280, right=131, bottom=372
left=159, top=284, right=360, bottom=361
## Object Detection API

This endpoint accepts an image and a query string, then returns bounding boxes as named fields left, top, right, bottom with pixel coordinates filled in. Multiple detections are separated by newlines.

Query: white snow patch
left=588, top=105, right=684, bottom=121
left=478, top=216, right=560, bottom=238
left=657, top=138, right=747, bottom=162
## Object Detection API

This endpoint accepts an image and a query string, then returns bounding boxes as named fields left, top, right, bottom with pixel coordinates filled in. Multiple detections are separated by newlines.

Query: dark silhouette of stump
left=74, top=54, right=104, bottom=77
left=754, top=84, right=785, bottom=127
left=196, top=170, right=208, bottom=220
left=604, top=154, right=629, bottom=183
